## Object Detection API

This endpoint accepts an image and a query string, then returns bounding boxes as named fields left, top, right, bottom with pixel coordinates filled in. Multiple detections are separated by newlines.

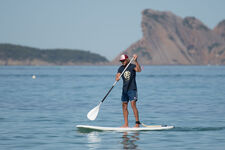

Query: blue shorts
left=121, top=90, right=138, bottom=102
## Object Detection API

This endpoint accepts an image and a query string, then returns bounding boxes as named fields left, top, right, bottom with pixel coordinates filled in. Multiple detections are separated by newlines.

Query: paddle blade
left=87, top=102, right=102, bottom=120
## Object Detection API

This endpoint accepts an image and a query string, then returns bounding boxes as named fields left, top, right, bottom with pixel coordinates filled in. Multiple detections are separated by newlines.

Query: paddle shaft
left=101, top=57, right=134, bottom=103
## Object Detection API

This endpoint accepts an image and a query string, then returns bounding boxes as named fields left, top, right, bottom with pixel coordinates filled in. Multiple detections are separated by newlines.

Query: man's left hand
left=133, top=54, right=138, bottom=61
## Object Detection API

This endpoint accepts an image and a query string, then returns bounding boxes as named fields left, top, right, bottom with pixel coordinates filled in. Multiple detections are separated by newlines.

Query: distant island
left=0, top=44, right=108, bottom=65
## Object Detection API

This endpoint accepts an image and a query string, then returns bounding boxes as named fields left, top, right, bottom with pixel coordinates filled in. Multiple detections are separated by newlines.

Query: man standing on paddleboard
left=116, top=54, right=142, bottom=127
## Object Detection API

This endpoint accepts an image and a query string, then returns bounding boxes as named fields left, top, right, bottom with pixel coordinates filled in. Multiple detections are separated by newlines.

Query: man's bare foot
left=121, top=124, right=129, bottom=128
left=134, top=124, right=140, bottom=128
left=134, top=121, right=141, bottom=128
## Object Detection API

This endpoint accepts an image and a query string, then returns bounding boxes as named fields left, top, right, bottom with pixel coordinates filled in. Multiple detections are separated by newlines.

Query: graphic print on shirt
left=124, top=71, right=131, bottom=81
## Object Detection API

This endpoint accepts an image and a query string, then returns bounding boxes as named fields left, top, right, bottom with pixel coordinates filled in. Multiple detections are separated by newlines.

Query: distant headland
left=113, top=9, right=225, bottom=65
left=0, top=43, right=108, bottom=65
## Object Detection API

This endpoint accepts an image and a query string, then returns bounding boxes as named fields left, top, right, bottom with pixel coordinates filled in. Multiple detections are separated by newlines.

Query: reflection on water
left=121, top=132, right=140, bottom=150
left=78, top=129, right=141, bottom=150
left=86, top=132, right=101, bottom=150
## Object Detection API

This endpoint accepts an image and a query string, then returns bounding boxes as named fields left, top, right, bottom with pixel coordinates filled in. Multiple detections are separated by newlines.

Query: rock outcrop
left=113, top=9, right=225, bottom=65
left=214, top=20, right=225, bottom=41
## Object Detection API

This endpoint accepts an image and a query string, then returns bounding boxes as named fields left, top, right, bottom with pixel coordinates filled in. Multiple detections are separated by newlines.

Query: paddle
left=87, top=57, right=135, bottom=120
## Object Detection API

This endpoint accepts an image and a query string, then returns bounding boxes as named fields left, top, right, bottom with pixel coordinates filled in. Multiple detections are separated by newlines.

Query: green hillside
left=0, top=44, right=108, bottom=65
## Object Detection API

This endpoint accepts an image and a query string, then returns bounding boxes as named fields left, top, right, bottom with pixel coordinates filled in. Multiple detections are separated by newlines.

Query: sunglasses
left=120, top=60, right=125, bottom=62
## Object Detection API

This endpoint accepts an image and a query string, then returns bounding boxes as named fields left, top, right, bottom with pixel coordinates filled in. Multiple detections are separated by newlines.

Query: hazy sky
left=1, top=0, right=225, bottom=60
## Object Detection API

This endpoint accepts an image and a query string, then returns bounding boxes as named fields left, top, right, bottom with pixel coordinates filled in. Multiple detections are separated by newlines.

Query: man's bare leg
left=121, top=102, right=129, bottom=127
left=131, top=100, right=140, bottom=127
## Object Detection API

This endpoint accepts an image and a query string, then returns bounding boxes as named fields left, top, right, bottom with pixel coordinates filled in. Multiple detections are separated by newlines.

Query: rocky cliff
left=113, top=9, right=225, bottom=65
left=214, top=20, right=225, bottom=41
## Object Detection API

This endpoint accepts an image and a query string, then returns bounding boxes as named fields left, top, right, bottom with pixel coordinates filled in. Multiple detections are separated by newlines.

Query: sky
left=0, top=0, right=225, bottom=60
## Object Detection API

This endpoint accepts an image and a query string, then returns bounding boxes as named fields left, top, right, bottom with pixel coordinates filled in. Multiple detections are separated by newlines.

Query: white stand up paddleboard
left=76, top=125, right=174, bottom=131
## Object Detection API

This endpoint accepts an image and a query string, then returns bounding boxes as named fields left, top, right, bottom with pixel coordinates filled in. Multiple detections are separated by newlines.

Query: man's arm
left=116, top=73, right=121, bottom=81
left=133, top=54, right=141, bottom=72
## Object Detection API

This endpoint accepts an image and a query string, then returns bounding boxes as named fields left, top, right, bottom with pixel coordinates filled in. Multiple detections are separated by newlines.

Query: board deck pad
left=76, top=125, right=174, bottom=131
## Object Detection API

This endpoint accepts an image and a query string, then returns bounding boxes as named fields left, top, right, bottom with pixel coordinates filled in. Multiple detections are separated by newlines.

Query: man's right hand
left=116, top=73, right=121, bottom=81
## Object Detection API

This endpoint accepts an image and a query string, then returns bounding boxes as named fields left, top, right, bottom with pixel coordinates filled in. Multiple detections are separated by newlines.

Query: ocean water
left=0, top=66, right=225, bottom=150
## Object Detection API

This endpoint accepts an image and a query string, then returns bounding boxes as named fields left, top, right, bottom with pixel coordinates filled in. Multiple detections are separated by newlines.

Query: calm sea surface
left=0, top=66, right=225, bottom=150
